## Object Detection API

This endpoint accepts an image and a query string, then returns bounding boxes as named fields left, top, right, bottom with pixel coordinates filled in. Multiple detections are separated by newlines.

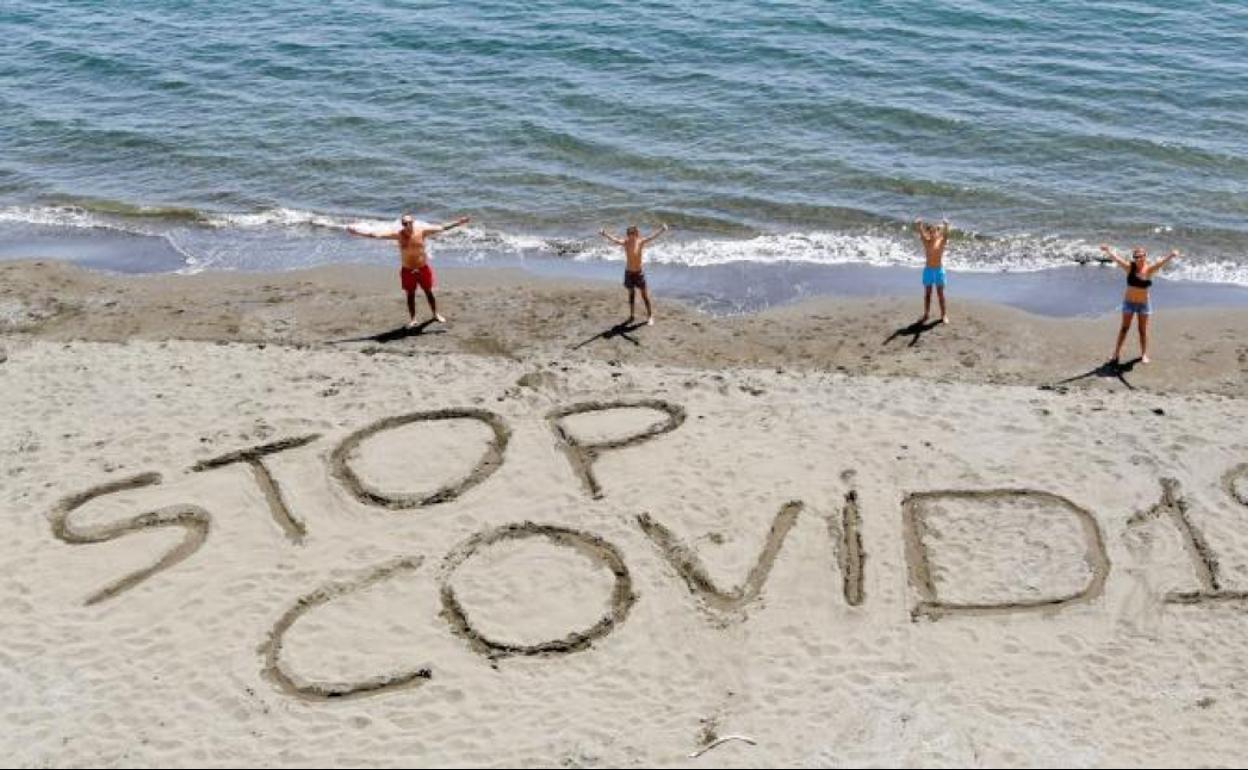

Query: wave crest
left=2, top=203, right=1246, bottom=287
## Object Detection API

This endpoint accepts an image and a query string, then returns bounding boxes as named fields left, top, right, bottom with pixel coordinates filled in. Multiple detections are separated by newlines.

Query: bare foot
left=918, top=314, right=929, bottom=324
left=647, top=316, right=655, bottom=326
left=1141, top=354, right=1151, bottom=364
left=941, top=315, right=949, bottom=324
left=407, top=318, right=421, bottom=328
left=434, top=314, right=447, bottom=324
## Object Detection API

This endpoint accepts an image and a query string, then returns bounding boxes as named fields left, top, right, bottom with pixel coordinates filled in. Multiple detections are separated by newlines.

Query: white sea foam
left=0, top=205, right=123, bottom=230
left=585, top=231, right=915, bottom=268
left=573, top=229, right=1248, bottom=286
left=203, top=208, right=361, bottom=230
left=450, top=226, right=551, bottom=254
left=579, top=230, right=1085, bottom=273
left=0, top=204, right=202, bottom=266
left=3, top=204, right=1247, bottom=287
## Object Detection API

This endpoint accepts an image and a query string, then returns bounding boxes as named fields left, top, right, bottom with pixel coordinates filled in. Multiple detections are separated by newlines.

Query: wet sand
left=3, top=259, right=1247, bottom=397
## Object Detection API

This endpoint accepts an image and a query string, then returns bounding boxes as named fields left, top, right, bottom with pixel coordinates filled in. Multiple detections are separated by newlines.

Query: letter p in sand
left=547, top=400, right=686, bottom=499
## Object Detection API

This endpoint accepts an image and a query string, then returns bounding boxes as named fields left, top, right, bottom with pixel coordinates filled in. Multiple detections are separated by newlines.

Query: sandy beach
left=3, top=260, right=1248, bottom=766
left=4, top=260, right=1248, bottom=396
left=6, top=0, right=1248, bottom=764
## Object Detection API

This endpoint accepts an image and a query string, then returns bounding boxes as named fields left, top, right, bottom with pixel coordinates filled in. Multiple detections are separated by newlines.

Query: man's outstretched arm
left=643, top=223, right=671, bottom=245
left=346, top=225, right=399, bottom=240
left=423, top=216, right=471, bottom=238
left=599, top=228, right=624, bottom=245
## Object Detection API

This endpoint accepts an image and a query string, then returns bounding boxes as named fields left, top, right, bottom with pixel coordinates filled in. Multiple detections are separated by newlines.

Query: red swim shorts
left=400, top=265, right=435, bottom=292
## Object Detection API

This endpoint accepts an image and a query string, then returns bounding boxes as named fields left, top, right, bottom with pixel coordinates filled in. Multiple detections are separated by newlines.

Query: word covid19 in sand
left=49, top=400, right=1248, bottom=700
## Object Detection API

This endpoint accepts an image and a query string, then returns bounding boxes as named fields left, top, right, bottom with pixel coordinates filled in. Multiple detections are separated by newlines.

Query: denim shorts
left=1122, top=300, right=1152, bottom=315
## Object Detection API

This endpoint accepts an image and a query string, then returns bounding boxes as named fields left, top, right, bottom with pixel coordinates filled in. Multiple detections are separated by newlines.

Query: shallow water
left=2, top=1, right=1246, bottom=297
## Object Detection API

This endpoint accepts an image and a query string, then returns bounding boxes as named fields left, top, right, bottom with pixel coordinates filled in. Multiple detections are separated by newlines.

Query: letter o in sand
left=439, top=523, right=636, bottom=658
left=1226, top=463, right=1248, bottom=508
left=330, top=408, right=510, bottom=509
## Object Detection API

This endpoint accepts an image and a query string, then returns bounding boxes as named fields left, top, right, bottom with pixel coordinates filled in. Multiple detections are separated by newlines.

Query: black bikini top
left=1127, top=264, right=1152, bottom=289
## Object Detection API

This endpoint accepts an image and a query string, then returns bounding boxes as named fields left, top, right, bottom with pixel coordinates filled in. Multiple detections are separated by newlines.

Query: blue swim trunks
left=1122, top=300, right=1151, bottom=315
left=922, top=266, right=946, bottom=288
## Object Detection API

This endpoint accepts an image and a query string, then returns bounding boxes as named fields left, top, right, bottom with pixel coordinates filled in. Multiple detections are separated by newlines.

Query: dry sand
left=3, top=260, right=1248, bottom=767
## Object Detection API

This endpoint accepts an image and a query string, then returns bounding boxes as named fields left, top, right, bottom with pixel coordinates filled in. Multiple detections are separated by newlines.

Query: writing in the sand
left=50, top=401, right=1248, bottom=700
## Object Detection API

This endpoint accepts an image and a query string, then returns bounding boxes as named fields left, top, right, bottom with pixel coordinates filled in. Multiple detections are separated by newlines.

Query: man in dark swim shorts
left=600, top=222, right=669, bottom=325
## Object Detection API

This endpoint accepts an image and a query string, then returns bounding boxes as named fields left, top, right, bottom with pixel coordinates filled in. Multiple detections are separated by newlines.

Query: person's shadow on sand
left=1051, top=357, right=1141, bottom=390
left=329, top=319, right=447, bottom=344
left=884, top=319, right=942, bottom=348
left=571, top=320, right=647, bottom=350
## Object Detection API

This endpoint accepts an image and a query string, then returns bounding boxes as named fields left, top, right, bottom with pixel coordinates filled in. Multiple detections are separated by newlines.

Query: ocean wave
left=0, top=201, right=222, bottom=234
left=575, top=230, right=1087, bottom=272
left=0, top=204, right=139, bottom=230
left=0, top=204, right=203, bottom=265
left=1162, top=259, right=1248, bottom=287
left=42, top=197, right=208, bottom=222
left=568, top=230, right=1248, bottom=286
left=202, top=208, right=359, bottom=230
left=0, top=201, right=371, bottom=231
left=3, top=203, right=1247, bottom=287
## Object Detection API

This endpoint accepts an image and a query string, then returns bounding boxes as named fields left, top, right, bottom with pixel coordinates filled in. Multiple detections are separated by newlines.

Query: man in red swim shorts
left=348, top=212, right=470, bottom=327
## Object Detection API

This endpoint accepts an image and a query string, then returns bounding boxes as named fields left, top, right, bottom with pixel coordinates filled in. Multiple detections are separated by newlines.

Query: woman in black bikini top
left=1099, top=243, right=1178, bottom=365
left=1126, top=263, right=1152, bottom=289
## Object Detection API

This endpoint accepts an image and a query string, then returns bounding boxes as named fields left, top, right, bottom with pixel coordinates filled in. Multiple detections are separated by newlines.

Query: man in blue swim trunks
left=914, top=218, right=950, bottom=324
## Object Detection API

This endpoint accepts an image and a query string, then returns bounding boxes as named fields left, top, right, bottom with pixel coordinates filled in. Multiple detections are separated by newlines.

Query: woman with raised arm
left=1099, top=243, right=1179, bottom=364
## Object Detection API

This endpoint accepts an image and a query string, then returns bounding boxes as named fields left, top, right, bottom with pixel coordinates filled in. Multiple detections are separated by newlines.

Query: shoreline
left=3, top=258, right=1247, bottom=398
left=521, top=256, right=1248, bottom=317
left=5, top=230, right=1248, bottom=318
left=6, top=2, right=1248, bottom=761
